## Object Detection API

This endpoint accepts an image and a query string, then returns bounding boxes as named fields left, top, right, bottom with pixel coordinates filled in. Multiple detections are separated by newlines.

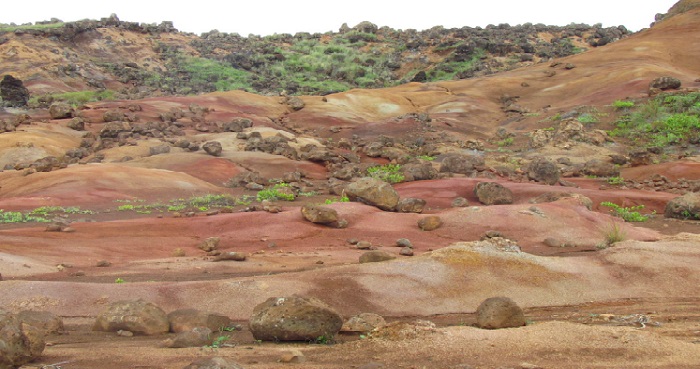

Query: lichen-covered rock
left=249, top=296, right=343, bottom=341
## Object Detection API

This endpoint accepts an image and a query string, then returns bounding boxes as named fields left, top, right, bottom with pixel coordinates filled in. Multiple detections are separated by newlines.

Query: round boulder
left=249, top=296, right=343, bottom=342
left=476, top=297, right=526, bottom=329
left=474, top=182, right=514, bottom=205
left=301, top=204, right=339, bottom=226
left=527, top=157, right=560, bottom=185
left=93, top=299, right=169, bottom=335
left=649, top=76, right=681, bottom=91
left=418, top=216, right=443, bottom=231
left=0, top=310, right=46, bottom=368
left=345, top=177, right=400, bottom=211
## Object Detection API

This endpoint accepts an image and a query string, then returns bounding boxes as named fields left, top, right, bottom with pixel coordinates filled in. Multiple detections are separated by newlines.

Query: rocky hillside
left=0, top=14, right=631, bottom=101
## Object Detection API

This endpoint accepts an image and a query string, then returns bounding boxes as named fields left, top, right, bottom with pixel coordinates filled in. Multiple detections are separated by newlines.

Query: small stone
left=359, top=251, right=395, bottom=263
left=96, top=260, right=111, bottom=267
left=485, top=230, right=503, bottom=238
left=396, top=238, right=413, bottom=248
left=172, top=248, right=186, bottom=257
left=199, top=237, right=220, bottom=252
left=117, top=330, right=134, bottom=337
left=356, top=241, right=372, bottom=250
left=280, top=349, right=305, bottom=363
left=71, top=271, right=86, bottom=277
left=347, top=238, right=359, bottom=245
left=399, top=247, right=414, bottom=256
left=451, top=197, right=469, bottom=207
left=418, top=216, right=442, bottom=231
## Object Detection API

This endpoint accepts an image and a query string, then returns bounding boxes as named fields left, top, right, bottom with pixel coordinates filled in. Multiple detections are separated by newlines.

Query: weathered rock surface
left=203, top=141, right=223, bottom=156
left=167, top=308, right=233, bottom=333
left=476, top=297, right=526, bottom=329
left=527, top=157, right=560, bottom=185
left=474, top=182, right=514, bottom=205
left=249, top=296, right=343, bottom=341
left=93, top=299, right=169, bottom=335
left=341, top=313, right=387, bottom=332
left=396, top=197, right=426, bottom=213
left=0, top=310, right=46, bottom=369
left=649, top=76, right=681, bottom=90
left=418, top=216, right=443, bottom=231
left=301, top=204, right=339, bottom=226
left=345, top=177, right=400, bottom=211
left=49, top=102, right=74, bottom=119
left=439, top=153, right=485, bottom=174
left=16, top=311, right=64, bottom=335
left=0, top=75, right=30, bottom=107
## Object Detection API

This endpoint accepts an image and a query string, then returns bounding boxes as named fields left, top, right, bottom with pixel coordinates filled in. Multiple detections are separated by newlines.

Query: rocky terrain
left=1, top=1, right=700, bottom=368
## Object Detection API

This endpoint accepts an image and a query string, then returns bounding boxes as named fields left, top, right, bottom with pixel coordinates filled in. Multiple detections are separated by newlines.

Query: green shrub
left=606, top=176, right=625, bottom=185
left=577, top=113, right=598, bottom=124
left=256, top=184, right=295, bottom=202
left=367, top=164, right=404, bottom=183
left=600, top=202, right=652, bottom=222
left=612, top=100, right=635, bottom=110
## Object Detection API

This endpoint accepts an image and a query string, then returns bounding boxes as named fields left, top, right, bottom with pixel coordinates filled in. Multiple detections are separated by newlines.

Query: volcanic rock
left=49, top=102, right=74, bottom=119
left=203, top=141, right=223, bottom=156
left=439, top=153, right=485, bottom=174
left=649, top=76, right=681, bottom=90
left=418, top=216, right=443, bottom=231
left=345, top=177, right=400, bottom=211
left=474, top=182, right=514, bottom=205
left=0, top=75, right=29, bottom=107
left=665, top=192, right=700, bottom=220
left=167, top=309, right=234, bottom=333
left=301, top=204, right=340, bottom=226
left=93, top=299, right=169, bottom=335
left=396, top=197, right=426, bottom=213
left=341, top=313, right=387, bottom=333
left=249, top=296, right=343, bottom=341
left=16, top=311, right=64, bottom=335
left=527, top=157, right=560, bottom=185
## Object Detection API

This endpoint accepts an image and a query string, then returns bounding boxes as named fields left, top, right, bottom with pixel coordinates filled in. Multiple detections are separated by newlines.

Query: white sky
left=2, top=1, right=679, bottom=36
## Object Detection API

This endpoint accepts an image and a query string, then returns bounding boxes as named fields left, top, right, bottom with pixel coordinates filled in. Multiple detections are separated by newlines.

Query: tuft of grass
left=612, top=100, right=635, bottom=110
left=606, top=176, right=625, bottom=185
left=256, top=183, right=295, bottom=202
left=599, top=222, right=626, bottom=249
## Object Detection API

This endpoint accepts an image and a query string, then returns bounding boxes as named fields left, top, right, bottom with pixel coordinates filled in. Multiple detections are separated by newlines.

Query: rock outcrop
left=249, top=296, right=343, bottom=341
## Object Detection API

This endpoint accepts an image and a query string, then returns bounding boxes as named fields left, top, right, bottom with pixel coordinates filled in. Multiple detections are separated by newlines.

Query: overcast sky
left=2, top=1, right=678, bottom=36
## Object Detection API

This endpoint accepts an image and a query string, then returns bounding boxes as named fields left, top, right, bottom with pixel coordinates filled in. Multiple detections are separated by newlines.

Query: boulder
left=103, top=109, right=126, bottom=122
left=665, top=192, right=700, bottom=220
left=402, top=163, right=438, bottom=181
left=0, top=75, right=30, bottom=107
left=396, top=198, right=426, bottom=213
left=249, top=296, right=343, bottom=341
left=439, top=153, right=485, bottom=174
left=527, top=157, right=560, bottom=185
left=649, top=76, right=681, bottom=91
left=286, top=96, right=305, bottom=111
left=67, top=117, right=85, bottom=131
left=418, top=216, right=443, bottom=231
left=203, top=141, right=223, bottom=156
left=359, top=251, right=396, bottom=263
left=474, top=182, right=513, bottom=205
left=168, top=309, right=233, bottom=333
left=183, top=357, right=245, bottom=369
left=341, top=313, right=386, bottom=333
left=49, top=102, right=74, bottom=119
left=0, top=310, right=46, bottom=368
left=93, top=299, right=169, bottom=335
left=162, top=327, right=213, bottom=348
left=452, top=197, right=469, bottom=207
left=301, top=204, right=340, bottom=226
left=476, top=297, right=526, bottom=329
left=345, top=177, right=400, bottom=211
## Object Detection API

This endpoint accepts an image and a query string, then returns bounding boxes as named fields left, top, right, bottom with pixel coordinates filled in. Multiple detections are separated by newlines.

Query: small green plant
left=607, top=176, right=625, bottom=185
left=612, top=100, right=635, bottom=110
left=324, top=195, right=350, bottom=204
left=114, top=278, right=125, bottom=284
left=577, top=113, right=598, bottom=124
left=496, top=137, right=514, bottom=147
left=219, top=325, right=237, bottom=332
left=0, top=210, right=50, bottom=223
left=600, top=202, right=652, bottom=222
left=681, top=210, right=700, bottom=220
left=314, top=335, right=333, bottom=345
left=367, top=164, right=404, bottom=184
left=256, top=183, right=296, bottom=202
left=417, top=155, right=435, bottom=161
left=206, top=335, right=230, bottom=349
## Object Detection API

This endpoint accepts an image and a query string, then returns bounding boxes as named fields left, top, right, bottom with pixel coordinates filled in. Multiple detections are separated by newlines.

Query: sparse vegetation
left=599, top=222, right=626, bottom=249
left=256, top=183, right=296, bottom=202
left=612, top=100, right=635, bottom=110
left=600, top=202, right=652, bottom=222
left=606, top=176, right=625, bottom=185
left=367, top=164, right=405, bottom=183
left=29, top=90, right=117, bottom=107
left=324, top=195, right=350, bottom=205
left=610, top=92, right=700, bottom=148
